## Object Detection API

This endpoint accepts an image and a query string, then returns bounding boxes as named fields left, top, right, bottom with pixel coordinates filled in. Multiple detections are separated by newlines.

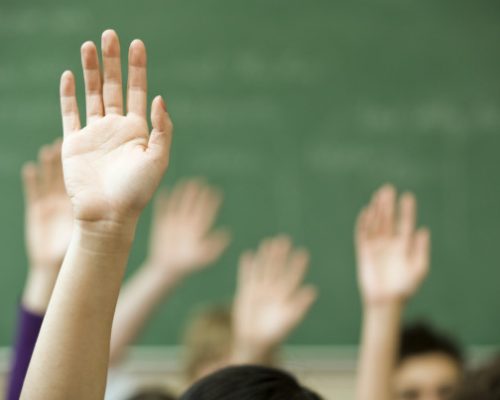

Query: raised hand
left=22, top=30, right=173, bottom=400
left=146, top=179, right=230, bottom=281
left=60, top=30, right=173, bottom=224
left=232, top=236, right=317, bottom=363
left=21, top=141, right=73, bottom=314
left=355, top=185, right=430, bottom=305
left=22, top=141, right=72, bottom=270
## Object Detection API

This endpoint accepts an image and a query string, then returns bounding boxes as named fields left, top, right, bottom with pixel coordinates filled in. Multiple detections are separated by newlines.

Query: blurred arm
left=22, top=222, right=134, bottom=399
left=355, top=185, right=430, bottom=400
left=110, top=263, right=180, bottom=365
left=110, top=180, right=229, bottom=365
left=358, top=301, right=403, bottom=400
left=6, top=141, right=72, bottom=400
left=21, top=29, right=173, bottom=400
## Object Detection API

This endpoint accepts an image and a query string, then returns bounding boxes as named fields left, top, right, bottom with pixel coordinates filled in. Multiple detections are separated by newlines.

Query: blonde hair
left=182, top=305, right=233, bottom=382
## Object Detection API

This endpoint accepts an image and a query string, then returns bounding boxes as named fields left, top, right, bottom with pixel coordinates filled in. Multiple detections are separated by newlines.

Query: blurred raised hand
left=110, top=179, right=229, bottom=364
left=355, top=185, right=430, bottom=305
left=146, top=179, right=230, bottom=281
left=23, top=140, right=72, bottom=270
left=232, top=236, right=317, bottom=364
left=21, top=30, right=173, bottom=400
left=355, top=185, right=431, bottom=400
left=22, top=140, right=72, bottom=313
left=60, top=29, right=172, bottom=225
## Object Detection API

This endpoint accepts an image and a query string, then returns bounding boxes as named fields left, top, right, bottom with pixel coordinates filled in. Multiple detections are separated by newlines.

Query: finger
left=165, top=181, right=185, bottom=214
left=366, top=189, right=381, bottom=236
left=21, top=162, right=39, bottom=204
left=60, top=71, right=81, bottom=136
left=127, top=39, right=147, bottom=118
left=101, top=29, right=123, bottom=115
left=177, top=179, right=204, bottom=216
left=46, top=141, right=62, bottom=192
left=355, top=207, right=369, bottom=244
left=237, top=250, right=255, bottom=290
left=148, top=95, right=173, bottom=166
left=81, top=41, right=103, bottom=123
left=365, top=204, right=378, bottom=238
left=39, top=145, right=54, bottom=193
left=265, top=235, right=292, bottom=282
left=412, top=228, right=431, bottom=281
left=290, top=285, right=318, bottom=325
left=371, top=187, right=386, bottom=235
left=201, top=229, right=231, bottom=265
left=191, top=185, right=223, bottom=231
left=153, top=187, right=169, bottom=217
left=255, top=239, right=273, bottom=281
left=150, top=188, right=169, bottom=237
left=379, top=184, right=396, bottom=236
left=200, top=187, right=223, bottom=225
left=398, top=192, right=416, bottom=238
left=284, top=248, right=310, bottom=295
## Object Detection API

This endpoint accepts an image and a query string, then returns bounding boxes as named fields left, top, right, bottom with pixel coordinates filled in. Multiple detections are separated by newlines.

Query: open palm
left=147, top=180, right=230, bottom=278
left=233, top=236, right=317, bottom=353
left=60, top=30, right=172, bottom=222
left=356, top=185, right=430, bottom=304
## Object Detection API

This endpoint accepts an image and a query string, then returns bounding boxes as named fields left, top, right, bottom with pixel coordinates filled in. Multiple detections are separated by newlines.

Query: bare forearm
left=110, top=264, right=180, bottom=365
left=22, top=266, right=60, bottom=314
left=356, top=301, right=402, bottom=400
left=21, top=220, right=136, bottom=400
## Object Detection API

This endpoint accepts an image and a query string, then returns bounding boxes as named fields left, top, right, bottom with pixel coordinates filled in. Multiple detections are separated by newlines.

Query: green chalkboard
left=1, top=0, right=500, bottom=347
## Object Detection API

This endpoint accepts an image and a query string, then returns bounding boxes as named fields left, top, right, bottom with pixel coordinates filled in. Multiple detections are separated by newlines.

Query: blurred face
left=393, top=353, right=462, bottom=400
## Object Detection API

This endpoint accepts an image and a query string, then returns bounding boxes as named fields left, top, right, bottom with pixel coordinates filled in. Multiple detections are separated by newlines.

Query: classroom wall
left=1, top=0, right=500, bottom=347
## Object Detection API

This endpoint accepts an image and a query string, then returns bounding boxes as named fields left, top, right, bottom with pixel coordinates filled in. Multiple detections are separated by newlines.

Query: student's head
left=127, top=388, right=177, bottom=400
left=180, top=365, right=323, bottom=400
left=453, top=354, right=500, bottom=400
left=182, top=305, right=233, bottom=383
left=394, top=322, right=464, bottom=400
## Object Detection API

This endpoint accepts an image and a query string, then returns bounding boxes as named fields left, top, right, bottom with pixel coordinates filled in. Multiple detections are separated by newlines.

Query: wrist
left=231, top=346, right=276, bottom=366
left=231, top=337, right=277, bottom=365
left=27, top=241, right=66, bottom=273
left=363, top=300, right=403, bottom=326
left=28, top=260, right=62, bottom=276
left=363, top=295, right=406, bottom=310
left=142, top=259, right=193, bottom=284
left=73, top=218, right=138, bottom=256
left=139, top=261, right=185, bottom=290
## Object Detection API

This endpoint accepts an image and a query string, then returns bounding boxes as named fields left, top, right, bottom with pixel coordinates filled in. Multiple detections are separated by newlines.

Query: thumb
left=148, top=95, right=173, bottom=169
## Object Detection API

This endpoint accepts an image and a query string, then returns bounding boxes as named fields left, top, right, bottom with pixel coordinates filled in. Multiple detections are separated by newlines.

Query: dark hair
left=398, top=321, right=464, bottom=366
left=454, top=355, right=500, bottom=400
left=179, top=365, right=323, bottom=400
left=127, top=388, right=177, bottom=400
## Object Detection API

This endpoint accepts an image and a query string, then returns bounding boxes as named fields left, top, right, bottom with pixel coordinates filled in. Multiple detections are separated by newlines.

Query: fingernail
left=159, top=96, right=167, bottom=112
